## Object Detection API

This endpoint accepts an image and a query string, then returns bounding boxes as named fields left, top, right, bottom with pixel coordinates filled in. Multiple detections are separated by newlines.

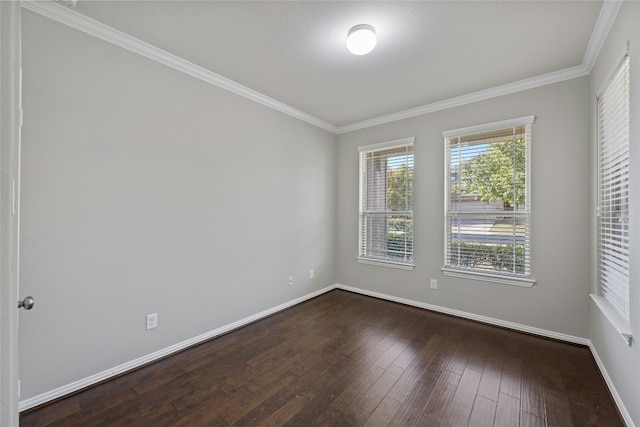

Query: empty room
left=1, top=1, right=639, bottom=426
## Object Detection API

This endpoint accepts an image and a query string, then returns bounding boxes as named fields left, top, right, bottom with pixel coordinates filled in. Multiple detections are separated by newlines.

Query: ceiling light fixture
left=346, top=24, right=377, bottom=56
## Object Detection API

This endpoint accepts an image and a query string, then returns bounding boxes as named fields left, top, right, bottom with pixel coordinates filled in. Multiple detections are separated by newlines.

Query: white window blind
left=597, top=53, right=630, bottom=323
left=443, top=117, right=533, bottom=284
left=358, top=138, right=414, bottom=268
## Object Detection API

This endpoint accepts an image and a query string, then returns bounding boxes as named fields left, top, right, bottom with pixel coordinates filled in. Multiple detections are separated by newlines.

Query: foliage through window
left=358, top=138, right=414, bottom=269
left=443, top=117, right=534, bottom=285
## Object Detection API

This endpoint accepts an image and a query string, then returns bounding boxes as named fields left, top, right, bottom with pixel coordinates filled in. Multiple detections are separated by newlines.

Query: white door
left=0, top=2, right=22, bottom=426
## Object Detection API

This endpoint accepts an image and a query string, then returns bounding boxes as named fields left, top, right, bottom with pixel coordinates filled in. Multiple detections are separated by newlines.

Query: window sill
left=357, top=257, right=415, bottom=271
left=590, top=294, right=633, bottom=346
left=441, top=267, right=535, bottom=288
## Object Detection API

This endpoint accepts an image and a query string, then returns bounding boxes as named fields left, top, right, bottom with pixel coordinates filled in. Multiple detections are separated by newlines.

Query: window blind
left=358, top=139, right=414, bottom=266
left=597, top=53, right=630, bottom=323
left=444, top=118, right=532, bottom=279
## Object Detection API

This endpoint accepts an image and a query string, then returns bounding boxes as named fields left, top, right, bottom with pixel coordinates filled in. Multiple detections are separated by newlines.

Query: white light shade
left=347, top=24, right=377, bottom=55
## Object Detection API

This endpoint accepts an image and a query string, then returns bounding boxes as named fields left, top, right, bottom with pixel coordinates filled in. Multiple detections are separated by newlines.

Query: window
left=358, top=138, right=414, bottom=269
left=443, top=117, right=534, bottom=287
left=597, top=52, right=630, bottom=323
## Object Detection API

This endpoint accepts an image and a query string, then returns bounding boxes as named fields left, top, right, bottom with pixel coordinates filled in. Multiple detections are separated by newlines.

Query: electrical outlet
left=288, top=276, right=294, bottom=286
left=309, top=270, right=314, bottom=280
left=146, top=313, right=158, bottom=330
left=430, top=279, right=438, bottom=290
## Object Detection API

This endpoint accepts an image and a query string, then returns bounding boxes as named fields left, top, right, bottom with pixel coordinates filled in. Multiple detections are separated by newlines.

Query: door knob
left=18, top=296, right=35, bottom=310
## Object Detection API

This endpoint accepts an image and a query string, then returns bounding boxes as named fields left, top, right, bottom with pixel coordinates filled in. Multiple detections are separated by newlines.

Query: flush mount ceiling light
left=346, top=24, right=377, bottom=55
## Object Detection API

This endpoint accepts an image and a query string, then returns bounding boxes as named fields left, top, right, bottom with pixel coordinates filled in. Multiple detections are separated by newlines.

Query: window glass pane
left=444, top=119, right=531, bottom=278
left=448, top=213, right=527, bottom=274
left=359, top=141, right=414, bottom=266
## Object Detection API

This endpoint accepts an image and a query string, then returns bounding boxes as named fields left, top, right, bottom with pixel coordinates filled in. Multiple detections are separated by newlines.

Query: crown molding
left=336, top=0, right=621, bottom=134
left=336, top=65, right=589, bottom=134
left=22, top=0, right=621, bottom=136
left=582, top=0, right=624, bottom=73
left=20, top=1, right=337, bottom=134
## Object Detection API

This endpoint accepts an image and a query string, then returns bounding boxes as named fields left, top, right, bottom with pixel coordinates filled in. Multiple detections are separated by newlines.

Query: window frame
left=442, top=116, right=535, bottom=287
left=357, top=137, right=415, bottom=270
left=592, top=46, right=631, bottom=344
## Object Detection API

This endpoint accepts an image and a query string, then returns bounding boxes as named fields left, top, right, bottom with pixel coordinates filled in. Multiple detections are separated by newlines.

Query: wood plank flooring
left=20, top=290, right=624, bottom=426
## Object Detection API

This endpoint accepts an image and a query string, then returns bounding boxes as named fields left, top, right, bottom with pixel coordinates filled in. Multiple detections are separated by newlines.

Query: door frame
left=1, top=1, right=21, bottom=426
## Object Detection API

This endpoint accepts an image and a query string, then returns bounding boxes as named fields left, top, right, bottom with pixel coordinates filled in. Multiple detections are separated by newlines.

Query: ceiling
left=65, top=1, right=604, bottom=130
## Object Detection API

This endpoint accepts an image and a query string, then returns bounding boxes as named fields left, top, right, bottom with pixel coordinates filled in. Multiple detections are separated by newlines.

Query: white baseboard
left=334, top=283, right=589, bottom=345
left=588, top=342, right=635, bottom=427
left=334, top=283, right=634, bottom=426
left=21, top=283, right=634, bottom=427
left=19, top=285, right=336, bottom=412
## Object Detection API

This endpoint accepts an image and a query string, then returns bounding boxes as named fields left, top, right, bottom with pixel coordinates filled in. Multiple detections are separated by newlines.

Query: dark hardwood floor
left=20, top=290, right=623, bottom=426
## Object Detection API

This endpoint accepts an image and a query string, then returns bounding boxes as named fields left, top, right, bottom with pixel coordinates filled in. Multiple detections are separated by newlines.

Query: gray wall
left=335, top=77, right=592, bottom=339
left=589, top=1, right=640, bottom=425
left=19, top=11, right=336, bottom=400
left=17, top=4, right=638, bottom=424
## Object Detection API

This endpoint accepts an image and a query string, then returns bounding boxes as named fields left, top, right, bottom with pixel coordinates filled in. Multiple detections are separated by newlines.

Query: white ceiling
left=67, top=0, right=604, bottom=129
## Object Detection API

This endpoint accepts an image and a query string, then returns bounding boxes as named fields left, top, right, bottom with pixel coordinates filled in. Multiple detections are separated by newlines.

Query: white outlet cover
left=146, top=313, right=158, bottom=330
